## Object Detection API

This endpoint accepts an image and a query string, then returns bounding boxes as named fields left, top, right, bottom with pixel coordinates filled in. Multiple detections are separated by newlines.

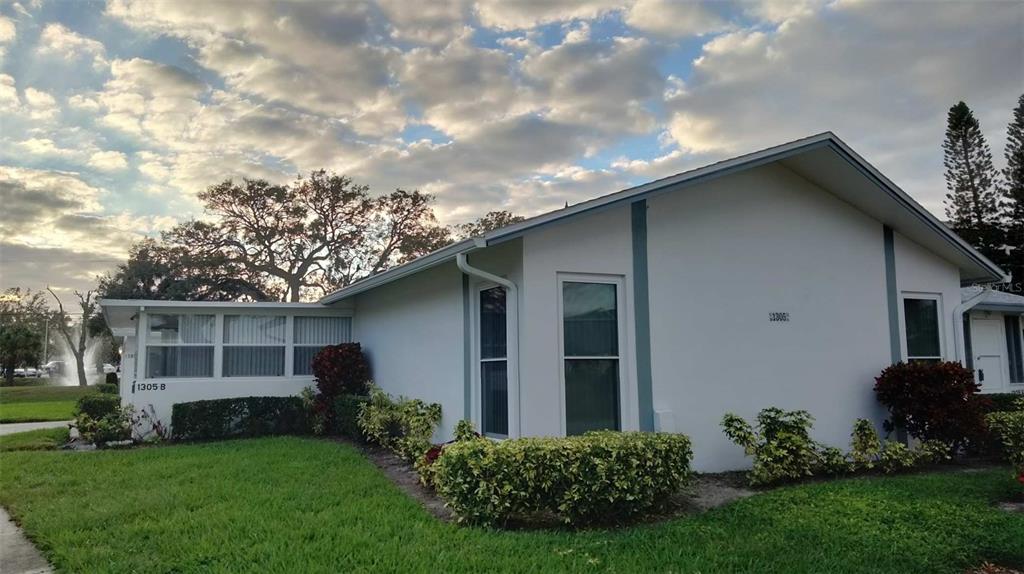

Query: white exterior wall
left=353, top=262, right=466, bottom=441
left=892, top=232, right=962, bottom=361
left=966, top=309, right=1024, bottom=394
left=646, top=164, right=893, bottom=470
left=519, top=206, right=639, bottom=437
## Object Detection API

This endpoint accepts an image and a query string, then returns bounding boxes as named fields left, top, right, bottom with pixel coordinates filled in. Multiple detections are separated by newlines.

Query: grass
left=0, top=427, right=69, bottom=451
left=0, top=385, right=99, bottom=423
left=0, top=437, right=1021, bottom=573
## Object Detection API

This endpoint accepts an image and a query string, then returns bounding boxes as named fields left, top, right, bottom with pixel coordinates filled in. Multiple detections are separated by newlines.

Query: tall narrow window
left=146, top=314, right=214, bottom=378
left=294, top=317, right=352, bottom=375
left=1006, top=316, right=1023, bottom=384
left=562, top=281, right=620, bottom=435
left=223, top=315, right=285, bottom=377
left=479, top=286, right=508, bottom=437
left=903, top=297, right=941, bottom=362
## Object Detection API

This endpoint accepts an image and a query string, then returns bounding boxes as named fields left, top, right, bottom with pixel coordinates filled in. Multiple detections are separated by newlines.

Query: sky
left=0, top=0, right=1021, bottom=298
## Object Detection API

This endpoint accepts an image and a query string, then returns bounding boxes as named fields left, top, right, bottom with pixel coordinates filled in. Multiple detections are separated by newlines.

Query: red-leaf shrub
left=874, top=361, right=991, bottom=451
left=312, top=343, right=371, bottom=398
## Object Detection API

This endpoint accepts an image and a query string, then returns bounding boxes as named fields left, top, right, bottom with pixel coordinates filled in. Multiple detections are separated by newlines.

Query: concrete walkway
left=0, top=507, right=52, bottom=574
left=0, top=421, right=71, bottom=437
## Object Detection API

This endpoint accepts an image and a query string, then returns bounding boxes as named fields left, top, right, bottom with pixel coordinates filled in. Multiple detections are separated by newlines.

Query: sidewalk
left=0, top=421, right=71, bottom=437
left=0, top=507, right=52, bottom=574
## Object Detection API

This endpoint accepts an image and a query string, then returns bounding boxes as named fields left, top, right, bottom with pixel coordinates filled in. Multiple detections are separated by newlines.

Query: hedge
left=433, top=431, right=693, bottom=526
left=333, top=394, right=369, bottom=440
left=171, top=397, right=309, bottom=441
left=985, top=393, right=1024, bottom=413
left=75, top=394, right=121, bottom=420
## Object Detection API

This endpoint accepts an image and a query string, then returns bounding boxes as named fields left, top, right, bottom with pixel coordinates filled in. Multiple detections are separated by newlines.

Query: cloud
left=37, top=23, right=108, bottom=69
left=474, top=0, right=622, bottom=30
left=378, top=0, right=471, bottom=45
left=0, top=16, right=15, bottom=43
left=87, top=150, right=128, bottom=171
left=624, top=0, right=730, bottom=38
left=23, top=87, right=59, bottom=120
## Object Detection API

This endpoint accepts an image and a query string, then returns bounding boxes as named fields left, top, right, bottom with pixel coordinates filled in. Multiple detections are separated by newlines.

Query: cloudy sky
left=0, top=0, right=1021, bottom=297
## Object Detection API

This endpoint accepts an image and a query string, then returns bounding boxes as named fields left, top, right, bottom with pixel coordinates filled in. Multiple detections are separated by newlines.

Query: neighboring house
left=961, top=286, right=1024, bottom=394
left=100, top=132, right=1009, bottom=471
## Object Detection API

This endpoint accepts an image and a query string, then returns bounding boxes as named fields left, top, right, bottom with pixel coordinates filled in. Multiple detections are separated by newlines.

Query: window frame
left=899, top=292, right=944, bottom=362
left=556, top=273, right=628, bottom=436
left=137, top=310, right=352, bottom=383
left=143, top=312, right=216, bottom=379
left=473, top=282, right=510, bottom=439
left=292, top=316, right=353, bottom=377
left=221, top=314, right=288, bottom=378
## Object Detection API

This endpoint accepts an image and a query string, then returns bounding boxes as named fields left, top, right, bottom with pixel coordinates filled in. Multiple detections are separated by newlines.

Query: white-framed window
left=901, top=293, right=943, bottom=363
left=293, top=316, right=352, bottom=376
left=558, top=274, right=625, bottom=435
left=478, top=285, right=509, bottom=438
left=145, top=314, right=215, bottom=378
left=223, top=315, right=286, bottom=377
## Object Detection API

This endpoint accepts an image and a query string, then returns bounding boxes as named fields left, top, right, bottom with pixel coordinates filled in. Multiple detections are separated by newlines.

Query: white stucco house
left=100, top=132, right=1012, bottom=471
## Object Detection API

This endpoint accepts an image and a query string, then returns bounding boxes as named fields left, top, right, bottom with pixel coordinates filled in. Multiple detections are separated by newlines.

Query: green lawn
left=0, top=385, right=99, bottom=423
left=0, top=427, right=69, bottom=451
left=0, top=437, right=1021, bottom=573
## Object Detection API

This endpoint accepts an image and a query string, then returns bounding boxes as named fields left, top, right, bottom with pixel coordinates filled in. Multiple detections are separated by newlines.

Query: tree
left=0, top=288, right=54, bottom=373
left=455, top=210, right=526, bottom=239
left=98, top=238, right=274, bottom=302
left=1001, top=93, right=1024, bottom=285
left=943, top=101, right=1003, bottom=265
left=0, top=325, right=41, bottom=385
left=48, top=288, right=94, bottom=387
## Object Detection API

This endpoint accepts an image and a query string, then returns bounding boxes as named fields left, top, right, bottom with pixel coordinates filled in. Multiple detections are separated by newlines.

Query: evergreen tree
left=943, top=101, right=1000, bottom=227
left=1000, top=94, right=1024, bottom=286
left=943, top=101, right=1003, bottom=266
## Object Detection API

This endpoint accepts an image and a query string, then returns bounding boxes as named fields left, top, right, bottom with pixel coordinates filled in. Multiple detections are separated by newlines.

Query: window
left=479, top=286, right=508, bottom=437
left=293, top=317, right=352, bottom=375
left=561, top=280, right=620, bottom=435
left=1006, top=316, right=1023, bottom=384
left=903, top=296, right=942, bottom=362
left=223, top=315, right=285, bottom=377
left=146, top=314, right=214, bottom=378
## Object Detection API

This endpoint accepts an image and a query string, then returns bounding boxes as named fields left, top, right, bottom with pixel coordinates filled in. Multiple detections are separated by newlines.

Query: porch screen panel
left=223, top=315, right=285, bottom=377
left=293, top=317, right=352, bottom=376
left=562, top=282, right=620, bottom=435
left=145, top=314, right=214, bottom=378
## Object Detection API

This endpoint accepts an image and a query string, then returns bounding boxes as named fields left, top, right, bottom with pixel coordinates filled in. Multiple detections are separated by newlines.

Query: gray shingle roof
left=962, top=286, right=1024, bottom=310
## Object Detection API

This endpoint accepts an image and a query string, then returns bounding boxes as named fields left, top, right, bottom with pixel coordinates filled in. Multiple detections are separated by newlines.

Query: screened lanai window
left=146, top=314, right=215, bottom=378
left=223, top=315, right=285, bottom=377
left=293, top=316, right=352, bottom=375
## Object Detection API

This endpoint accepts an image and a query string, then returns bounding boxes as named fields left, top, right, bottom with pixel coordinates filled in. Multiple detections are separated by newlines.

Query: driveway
left=0, top=420, right=72, bottom=436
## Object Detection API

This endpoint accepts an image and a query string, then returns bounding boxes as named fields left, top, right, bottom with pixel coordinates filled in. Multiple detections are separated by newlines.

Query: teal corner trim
left=883, top=225, right=901, bottom=363
left=462, top=273, right=472, bottom=420
left=632, top=200, right=655, bottom=431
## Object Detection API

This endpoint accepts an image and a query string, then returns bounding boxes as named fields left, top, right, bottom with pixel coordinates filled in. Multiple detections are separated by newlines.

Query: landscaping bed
left=1, top=436, right=1021, bottom=573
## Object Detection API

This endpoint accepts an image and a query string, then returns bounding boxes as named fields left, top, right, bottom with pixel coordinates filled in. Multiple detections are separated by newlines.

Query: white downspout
left=953, top=287, right=989, bottom=364
left=457, top=244, right=521, bottom=438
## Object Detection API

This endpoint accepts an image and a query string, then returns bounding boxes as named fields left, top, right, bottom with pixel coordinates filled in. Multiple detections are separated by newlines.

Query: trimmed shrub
left=985, top=393, right=1024, bottom=414
left=104, top=372, right=119, bottom=387
left=76, top=405, right=132, bottom=447
left=986, top=397, right=1024, bottom=487
left=312, top=343, right=371, bottom=398
left=416, top=419, right=482, bottom=487
left=850, top=418, right=882, bottom=470
left=334, top=394, right=369, bottom=440
left=171, top=397, right=309, bottom=441
left=96, top=382, right=118, bottom=395
left=721, top=408, right=822, bottom=485
left=75, top=393, right=120, bottom=420
left=357, top=386, right=441, bottom=461
left=874, top=361, right=989, bottom=451
left=433, top=431, right=693, bottom=526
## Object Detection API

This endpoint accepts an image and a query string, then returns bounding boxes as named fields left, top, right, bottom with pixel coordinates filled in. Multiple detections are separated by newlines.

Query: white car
left=102, top=363, right=118, bottom=374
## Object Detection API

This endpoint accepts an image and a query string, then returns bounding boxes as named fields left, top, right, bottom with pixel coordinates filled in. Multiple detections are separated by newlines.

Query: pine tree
left=943, top=101, right=1003, bottom=267
left=1000, top=94, right=1024, bottom=287
left=943, top=101, right=1001, bottom=228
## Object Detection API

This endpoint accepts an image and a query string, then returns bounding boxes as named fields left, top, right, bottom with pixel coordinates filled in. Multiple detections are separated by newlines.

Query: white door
left=971, top=317, right=1006, bottom=392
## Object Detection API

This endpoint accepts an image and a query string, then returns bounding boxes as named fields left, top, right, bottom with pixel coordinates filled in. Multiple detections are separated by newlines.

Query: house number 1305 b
left=769, top=312, right=790, bottom=322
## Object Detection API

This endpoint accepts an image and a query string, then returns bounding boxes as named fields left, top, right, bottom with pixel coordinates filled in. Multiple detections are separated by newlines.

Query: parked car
left=12, top=367, right=41, bottom=377
left=42, top=361, right=65, bottom=376
left=102, top=363, right=117, bottom=374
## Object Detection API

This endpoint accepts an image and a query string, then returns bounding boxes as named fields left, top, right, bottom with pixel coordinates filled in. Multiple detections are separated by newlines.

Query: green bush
left=433, top=431, right=693, bottom=526
left=850, top=418, right=882, bottom=470
left=171, top=397, right=309, bottom=441
left=984, top=393, right=1024, bottom=413
left=96, top=383, right=118, bottom=395
left=721, top=408, right=822, bottom=485
left=334, top=394, right=369, bottom=440
left=76, top=406, right=133, bottom=447
left=986, top=397, right=1024, bottom=486
left=75, top=393, right=120, bottom=420
left=104, top=372, right=119, bottom=387
left=357, top=386, right=441, bottom=461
